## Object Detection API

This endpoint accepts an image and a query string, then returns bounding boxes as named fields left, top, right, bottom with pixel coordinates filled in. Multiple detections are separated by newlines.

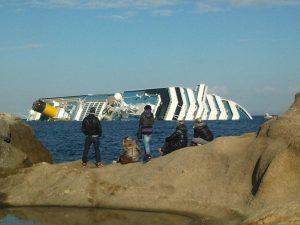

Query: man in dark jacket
left=81, top=107, right=103, bottom=167
left=158, top=120, right=188, bottom=156
left=191, top=118, right=214, bottom=145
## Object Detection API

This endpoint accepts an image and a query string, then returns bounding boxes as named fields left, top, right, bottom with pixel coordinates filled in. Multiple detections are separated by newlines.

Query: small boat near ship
left=264, top=113, right=273, bottom=120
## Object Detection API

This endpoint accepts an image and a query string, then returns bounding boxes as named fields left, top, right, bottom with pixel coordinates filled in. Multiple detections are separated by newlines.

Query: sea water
left=0, top=117, right=266, bottom=225
left=26, top=116, right=265, bottom=164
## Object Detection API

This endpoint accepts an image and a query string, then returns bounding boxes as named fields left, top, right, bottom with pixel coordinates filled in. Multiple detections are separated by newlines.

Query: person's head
left=123, top=136, right=132, bottom=141
left=144, top=105, right=152, bottom=110
left=177, top=120, right=184, bottom=126
left=144, top=104, right=152, bottom=114
left=89, top=107, right=96, bottom=114
left=123, top=136, right=134, bottom=148
left=195, top=117, right=202, bottom=123
left=193, top=117, right=204, bottom=128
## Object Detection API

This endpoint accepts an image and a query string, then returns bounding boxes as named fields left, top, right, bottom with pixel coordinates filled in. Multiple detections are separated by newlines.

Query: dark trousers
left=82, top=136, right=101, bottom=163
left=161, top=141, right=182, bottom=155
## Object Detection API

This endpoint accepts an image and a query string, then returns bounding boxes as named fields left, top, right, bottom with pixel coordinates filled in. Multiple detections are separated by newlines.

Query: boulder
left=0, top=113, right=52, bottom=171
left=244, top=93, right=300, bottom=224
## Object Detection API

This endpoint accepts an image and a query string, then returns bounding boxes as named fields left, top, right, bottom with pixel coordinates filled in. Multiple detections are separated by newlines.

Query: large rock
left=0, top=113, right=52, bottom=170
left=244, top=93, right=300, bottom=224
left=0, top=93, right=300, bottom=224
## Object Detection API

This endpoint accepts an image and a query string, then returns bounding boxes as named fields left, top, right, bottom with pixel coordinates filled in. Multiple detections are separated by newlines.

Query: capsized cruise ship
left=27, top=84, right=252, bottom=121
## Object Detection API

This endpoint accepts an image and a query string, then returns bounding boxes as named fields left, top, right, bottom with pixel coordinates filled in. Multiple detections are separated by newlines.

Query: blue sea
left=26, top=116, right=265, bottom=164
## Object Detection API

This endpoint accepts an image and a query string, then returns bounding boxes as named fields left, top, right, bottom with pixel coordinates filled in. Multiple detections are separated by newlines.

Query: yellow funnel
left=43, top=104, right=58, bottom=118
left=32, top=100, right=58, bottom=118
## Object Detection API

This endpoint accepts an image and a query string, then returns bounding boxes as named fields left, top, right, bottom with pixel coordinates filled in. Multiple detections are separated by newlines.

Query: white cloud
left=254, top=86, right=277, bottom=95
left=288, top=86, right=300, bottom=95
left=2, top=0, right=300, bottom=11
left=22, top=43, right=45, bottom=49
left=98, top=11, right=137, bottom=21
left=0, top=43, right=45, bottom=51
left=253, top=85, right=300, bottom=99
left=209, top=85, right=229, bottom=96
left=194, top=0, right=300, bottom=13
left=110, top=14, right=128, bottom=21
left=25, top=0, right=182, bottom=9
left=152, top=9, right=173, bottom=16
left=237, top=37, right=251, bottom=42
left=196, top=2, right=221, bottom=13
left=228, top=0, right=300, bottom=7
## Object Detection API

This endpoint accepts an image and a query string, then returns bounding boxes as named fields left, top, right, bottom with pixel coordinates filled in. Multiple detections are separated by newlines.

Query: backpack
left=119, top=154, right=132, bottom=164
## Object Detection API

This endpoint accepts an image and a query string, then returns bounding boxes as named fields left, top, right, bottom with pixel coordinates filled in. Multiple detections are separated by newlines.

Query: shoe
left=158, top=148, right=163, bottom=155
left=82, top=162, right=87, bottom=167
left=143, top=154, right=151, bottom=163
left=96, top=162, right=104, bottom=168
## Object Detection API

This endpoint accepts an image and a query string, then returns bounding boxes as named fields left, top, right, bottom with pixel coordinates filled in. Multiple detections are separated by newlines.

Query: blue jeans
left=192, top=137, right=209, bottom=145
left=82, top=136, right=101, bottom=163
left=142, top=134, right=152, bottom=155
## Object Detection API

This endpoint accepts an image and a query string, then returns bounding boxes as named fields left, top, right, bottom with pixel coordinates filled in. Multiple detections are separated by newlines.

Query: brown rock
left=0, top=113, right=52, bottom=171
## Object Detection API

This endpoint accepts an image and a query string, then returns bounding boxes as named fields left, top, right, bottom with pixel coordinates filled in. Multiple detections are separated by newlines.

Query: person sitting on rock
left=158, top=120, right=188, bottom=156
left=191, top=118, right=214, bottom=146
left=117, top=136, right=141, bottom=164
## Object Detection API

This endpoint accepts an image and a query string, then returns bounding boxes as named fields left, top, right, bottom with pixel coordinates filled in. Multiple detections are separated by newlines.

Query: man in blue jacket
left=81, top=107, right=103, bottom=167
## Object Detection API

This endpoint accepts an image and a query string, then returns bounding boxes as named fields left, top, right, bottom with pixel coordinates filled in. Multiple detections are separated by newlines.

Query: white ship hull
left=27, top=83, right=252, bottom=121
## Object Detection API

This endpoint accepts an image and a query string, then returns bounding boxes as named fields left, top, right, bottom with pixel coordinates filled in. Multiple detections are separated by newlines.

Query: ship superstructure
left=27, top=84, right=252, bottom=121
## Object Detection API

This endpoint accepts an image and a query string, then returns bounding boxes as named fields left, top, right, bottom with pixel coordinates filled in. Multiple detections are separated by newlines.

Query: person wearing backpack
left=117, top=136, right=141, bottom=164
left=138, top=104, right=155, bottom=163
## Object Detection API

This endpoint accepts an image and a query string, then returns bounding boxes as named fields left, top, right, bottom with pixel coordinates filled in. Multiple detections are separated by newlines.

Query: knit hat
left=195, top=118, right=202, bottom=123
left=90, top=107, right=96, bottom=113
left=124, top=136, right=132, bottom=141
left=144, top=105, right=152, bottom=110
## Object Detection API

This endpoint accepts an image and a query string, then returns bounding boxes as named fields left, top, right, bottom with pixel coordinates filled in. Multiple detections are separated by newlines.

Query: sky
left=0, top=0, right=300, bottom=118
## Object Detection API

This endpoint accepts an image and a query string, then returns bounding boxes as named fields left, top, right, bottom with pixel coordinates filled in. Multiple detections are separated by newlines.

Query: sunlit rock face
left=244, top=92, right=300, bottom=224
left=0, top=113, right=52, bottom=170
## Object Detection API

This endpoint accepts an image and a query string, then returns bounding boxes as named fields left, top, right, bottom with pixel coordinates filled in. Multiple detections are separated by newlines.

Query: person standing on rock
left=81, top=107, right=103, bottom=167
left=138, top=104, right=155, bottom=163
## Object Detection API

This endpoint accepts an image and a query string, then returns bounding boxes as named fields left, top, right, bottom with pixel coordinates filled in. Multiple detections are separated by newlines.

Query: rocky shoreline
left=1, top=93, right=300, bottom=225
